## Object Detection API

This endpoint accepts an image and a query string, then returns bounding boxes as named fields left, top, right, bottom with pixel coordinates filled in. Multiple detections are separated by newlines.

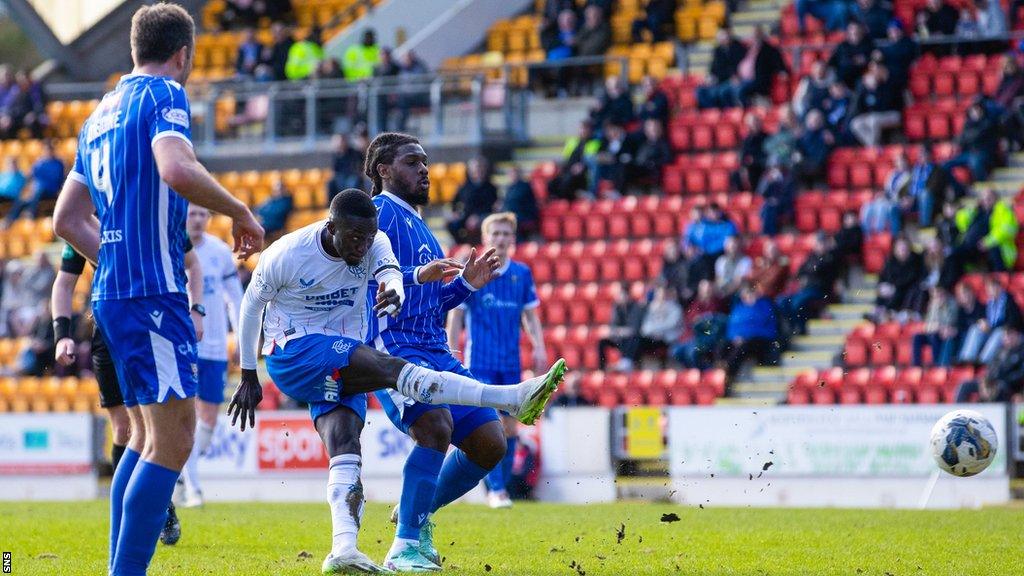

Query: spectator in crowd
left=795, top=0, right=852, bottom=33
left=715, top=236, right=753, bottom=299
left=684, top=204, right=740, bottom=282
left=907, top=145, right=947, bottom=227
left=255, top=179, right=294, bottom=240
left=660, top=242, right=696, bottom=303
left=394, top=50, right=430, bottom=130
left=285, top=27, right=323, bottom=80
left=732, top=112, right=769, bottom=191
left=327, top=134, right=366, bottom=201
left=952, top=280, right=985, bottom=348
left=631, top=0, right=677, bottom=42
left=884, top=152, right=910, bottom=201
left=735, top=25, right=789, bottom=107
left=671, top=279, right=726, bottom=369
left=757, top=161, right=795, bottom=236
left=958, top=276, right=1023, bottom=365
left=262, top=22, right=294, bottom=81
left=936, top=199, right=961, bottom=249
left=750, top=239, right=790, bottom=298
left=849, top=65, right=901, bottom=147
left=590, top=121, right=631, bottom=193
left=235, top=28, right=264, bottom=79
left=545, top=9, right=578, bottom=61
left=698, top=27, right=747, bottom=108
left=860, top=188, right=900, bottom=235
left=993, top=55, right=1024, bottom=150
left=447, top=157, right=498, bottom=244
left=834, top=209, right=864, bottom=263
left=551, top=372, right=592, bottom=408
left=0, top=158, right=25, bottom=203
left=625, top=284, right=683, bottom=370
left=792, top=60, right=834, bottom=119
left=876, top=20, right=918, bottom=97
left=916, top=0, right=960, bottom=37
left=871, top=236, right=926, bottom=322
left=315, top=57, right=344, bottom=79
left=637, top=76, right=670, bottom=127
left=625, top=119, right=671, bottom=193
left=0, top=70, right=47, bottom=139
left=777, top=232, right=840, bottom=334
left=3, top=141, right=63, bottom=227
left=822, top=81, right=853, bottom=142
left=501, top=165, right=540, bottom=241
left=548, top=121, right=599, bottom=200
left=220, top=0, right=259, bottom=28
left=374, top=47, right=400, bottom=78
left=722, top=283, right=780, bottom=380
left=597, top=282, right=646, bottom=370
left=764, top=106, right=799, bottom=167
left=955, top=6, right=981, bottom=39
left=954, top=328, right=1024, bottom=402
left=912, top=286, right=959, bottom=367
left=793, top=109, right=833, bottom=187
left=577, top=5, right=612, bottom=57
left=853, top=0, right=894, bottom=40
left=975, top=0, right=1008, bottom=38
left=591, top=76, right=635, bottom=128
left=828, top=22, right=875, bottom=89
left=939, top=187, right=1019, bottom=288
left=943, top=100, right=1000, bottom=196
left=344, top=29, right=381, bottom=81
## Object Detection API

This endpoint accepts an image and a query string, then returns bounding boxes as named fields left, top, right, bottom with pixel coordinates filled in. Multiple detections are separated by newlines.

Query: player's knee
left=409, top=410, right=454, bottom=451
left=468, top=428, right=506, bottom=470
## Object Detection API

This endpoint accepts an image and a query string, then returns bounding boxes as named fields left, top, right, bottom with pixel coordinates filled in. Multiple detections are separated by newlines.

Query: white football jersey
left=193, top=233, right=243, bottom=361
left=248, top=222, right=401, bottom=357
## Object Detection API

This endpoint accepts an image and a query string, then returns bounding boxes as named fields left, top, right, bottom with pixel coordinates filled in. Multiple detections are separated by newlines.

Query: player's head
left=364, top=132, right=428, bottom=204
left=327, top=189, right=378, bottom=266
left=186, top=204, right=211, bottom=239
left=130, top=3, right=195, bottom=85
left=481, top=212, right=517, bottom=259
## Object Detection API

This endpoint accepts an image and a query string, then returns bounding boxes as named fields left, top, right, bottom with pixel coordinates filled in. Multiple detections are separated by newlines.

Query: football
left=929, top=410, right=999, bottom=477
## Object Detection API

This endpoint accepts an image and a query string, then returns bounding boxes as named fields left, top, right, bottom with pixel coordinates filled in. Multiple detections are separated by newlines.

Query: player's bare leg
left=315, top=406, right=390, bottom=574
left=336, top=347, right=566, bottom=424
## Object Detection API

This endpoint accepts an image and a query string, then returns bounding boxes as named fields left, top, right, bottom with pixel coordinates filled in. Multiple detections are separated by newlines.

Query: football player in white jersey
left=228, top=189, right=566, bottom=574
left=178, top=205, right=244, bottom=507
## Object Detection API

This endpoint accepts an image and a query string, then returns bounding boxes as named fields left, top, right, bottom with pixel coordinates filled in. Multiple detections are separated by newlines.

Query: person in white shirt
left=228, top=189, right=566, bottom=574
left=178, top=205, right=245, bottom=508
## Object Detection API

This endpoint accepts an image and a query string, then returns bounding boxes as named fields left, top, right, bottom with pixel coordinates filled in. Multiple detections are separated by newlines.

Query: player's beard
left=393, top=176, right=429, bottom=207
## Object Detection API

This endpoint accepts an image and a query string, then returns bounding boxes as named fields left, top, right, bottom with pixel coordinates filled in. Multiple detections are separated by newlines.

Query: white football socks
left=328, top=454, right=363, bottom=554
left=182, top=419, right=215, bottom=496
left=395, top=364, right=521, bottom=413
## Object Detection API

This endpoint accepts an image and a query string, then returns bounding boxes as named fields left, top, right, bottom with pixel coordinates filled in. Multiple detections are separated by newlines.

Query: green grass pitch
left=0, top=501, right=1019, bottom=575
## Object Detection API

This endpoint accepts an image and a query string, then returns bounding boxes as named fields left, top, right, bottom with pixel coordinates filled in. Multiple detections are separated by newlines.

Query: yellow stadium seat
left=0, top=377, right=16, bottom=400
left=51, top=397, right=70, bottom=413
left=0, top=398, right=8, bottom=412
left=293, top=185, right=315, bottom=210
left=282, top=168, right=303, bottom=188
left=11, top=397, right=29, bottom=413
left=72, top=397, right=92, bottom=413
left=31, top=397, right=49, bottom=413
left=41, top=377, right=62, bottom=401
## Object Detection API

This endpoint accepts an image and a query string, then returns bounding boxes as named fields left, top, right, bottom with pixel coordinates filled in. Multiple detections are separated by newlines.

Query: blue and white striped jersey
left=69, top=73, right=193, bottom=301
left=459, top=260, right=539, bottom=374
left=368, top=191, right=474, bottom=350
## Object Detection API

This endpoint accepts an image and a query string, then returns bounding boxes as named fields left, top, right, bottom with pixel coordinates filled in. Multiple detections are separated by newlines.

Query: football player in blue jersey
left=52, top=4, right=264, bottom=574
left=363, top=132, right=565, bottom=572
left=447, top=212, right=547, bottom=509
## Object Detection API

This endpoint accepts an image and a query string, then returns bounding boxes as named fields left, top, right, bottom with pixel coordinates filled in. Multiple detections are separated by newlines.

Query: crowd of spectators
left=0, top=253, right=56, bottom=377
left=0, top=67, right=48, bottom=140
left=0, top=140, right=65, bottom=229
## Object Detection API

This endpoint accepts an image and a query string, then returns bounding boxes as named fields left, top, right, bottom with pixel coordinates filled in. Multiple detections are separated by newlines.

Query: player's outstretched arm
left=50, top=271, right=79, bottom=366
left=153, top=137, right=264, bottom=259
left=229, top=263, right=279, bottom=430
left=522, top=307, right=548, bottom=372
left=446, top=308, right=465, bottom=357
left=52, top=179, right=100, bottom=264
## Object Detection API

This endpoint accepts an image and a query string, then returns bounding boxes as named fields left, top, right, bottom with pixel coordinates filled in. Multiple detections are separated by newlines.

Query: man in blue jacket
left=723, top=284, right=780, bottom=381
left=684, top=203, right=739, bottom=283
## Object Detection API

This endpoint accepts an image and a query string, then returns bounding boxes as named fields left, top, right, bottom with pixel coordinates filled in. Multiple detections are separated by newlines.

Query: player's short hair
left=330, top=188, right=377, bottom=220
left=363, top=132, right=420, bottom=196
left=481, top=212, right=517, bottom=237
left=131, top=3, right=195, bottom=67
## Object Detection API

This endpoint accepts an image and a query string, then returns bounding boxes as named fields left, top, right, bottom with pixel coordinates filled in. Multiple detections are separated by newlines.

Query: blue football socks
left=111, top=460, right=180, bottom=576
left=431, top=449, right=490, bottom=512
left=396, top=446, right=445, bottom=540
left=109, top=448, right=140, bottom=569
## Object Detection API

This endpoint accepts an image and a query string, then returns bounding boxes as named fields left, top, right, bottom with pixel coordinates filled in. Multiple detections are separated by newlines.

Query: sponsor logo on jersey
left=101, top=229, right=123, bottom=244
left=303, top=286, right=359, bottom=311
left=481, top=293, right=519, bottom=309
left=161, top=107, right=190, bottom=128
left=150, top=310, right=163, bottom=329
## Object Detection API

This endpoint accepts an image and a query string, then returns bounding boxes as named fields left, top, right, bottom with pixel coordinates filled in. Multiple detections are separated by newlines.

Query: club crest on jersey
left=332, top=339, right=353, bottom=355
left=347, top=264, right=367, bottom=279
left=299, top=277, right=316, bottom=288
left=161, top=107, right=190, bottom=128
